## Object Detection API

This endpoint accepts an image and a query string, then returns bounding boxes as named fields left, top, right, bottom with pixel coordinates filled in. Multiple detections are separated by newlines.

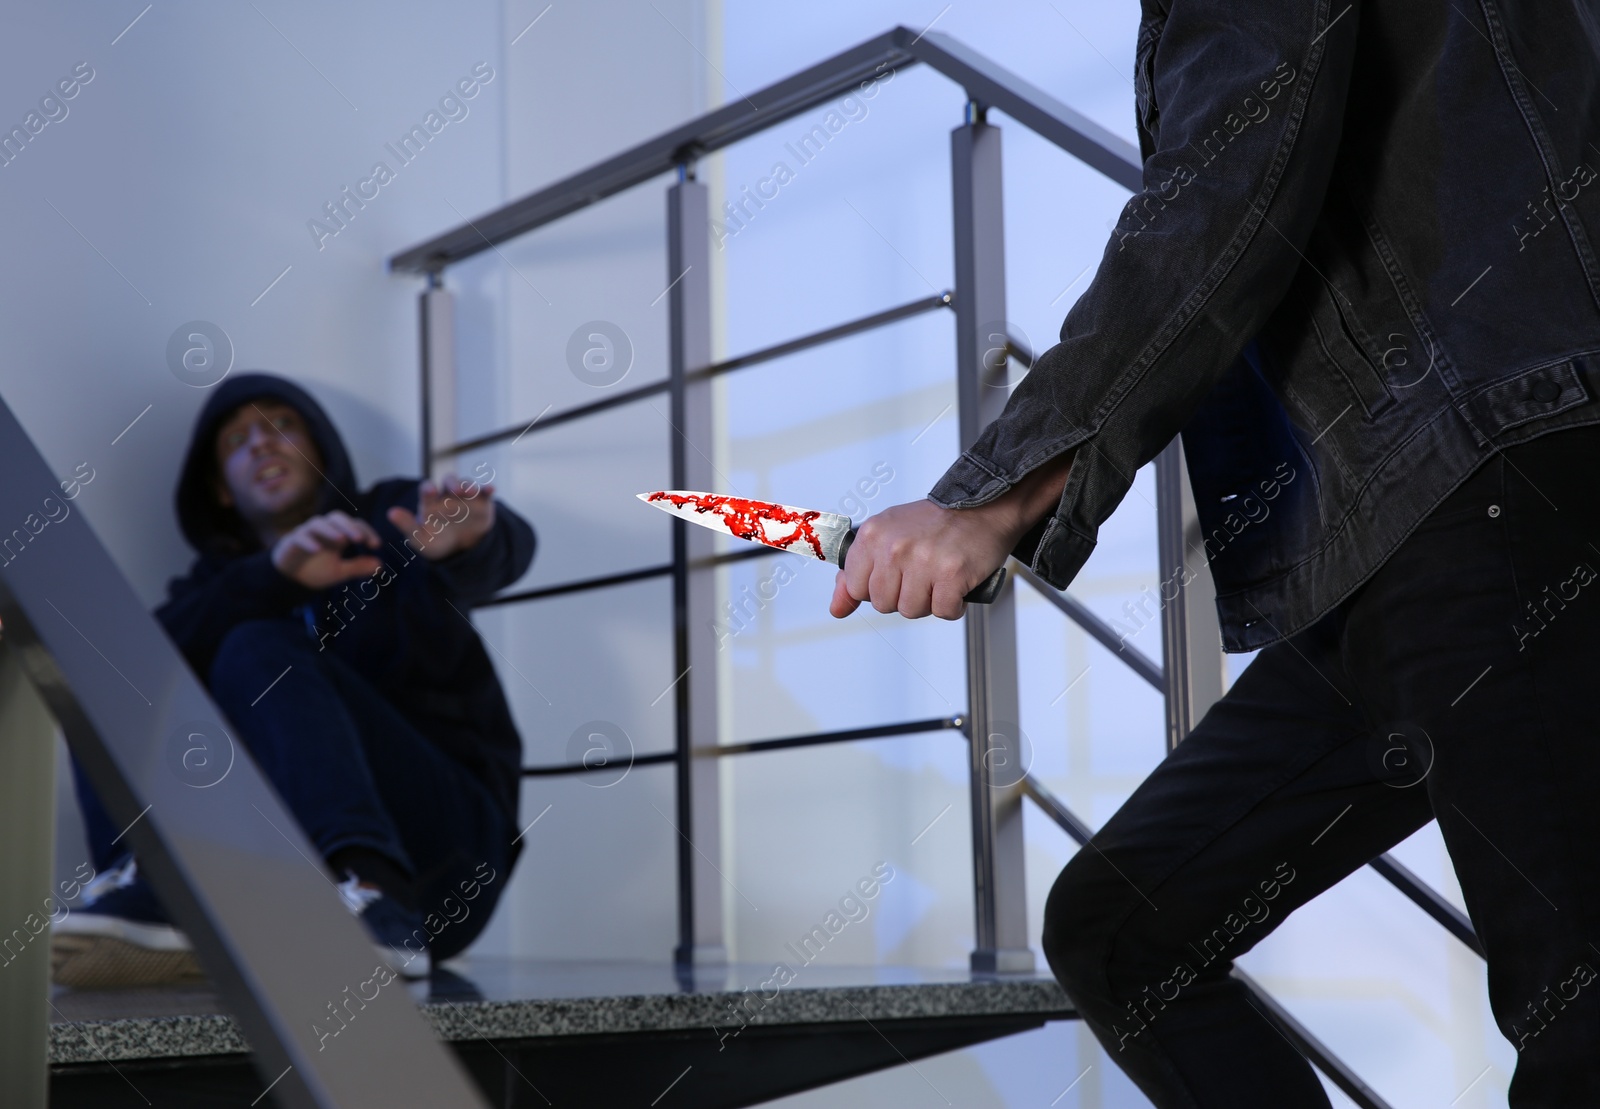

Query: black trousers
left=73, top=619, right=513, bottom=961
left=1043, top=421, right=1600, bottom=1108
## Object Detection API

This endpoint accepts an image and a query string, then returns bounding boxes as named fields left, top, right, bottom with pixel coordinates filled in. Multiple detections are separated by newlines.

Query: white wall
left=13, top=0, right=505, bottom=922
left=0, top=0, right=504, bottom=599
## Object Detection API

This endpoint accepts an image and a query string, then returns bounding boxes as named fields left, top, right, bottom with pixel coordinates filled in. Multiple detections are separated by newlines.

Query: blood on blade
left=648, top=492, right=826, bottom=559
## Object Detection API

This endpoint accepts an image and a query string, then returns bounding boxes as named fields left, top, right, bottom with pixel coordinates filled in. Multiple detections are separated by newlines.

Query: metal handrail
left=388, top=29, right=1136, bottom=273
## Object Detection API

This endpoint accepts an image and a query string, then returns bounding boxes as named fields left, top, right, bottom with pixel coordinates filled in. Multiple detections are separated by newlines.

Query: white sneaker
left=337, top=871, right=431, bottom=980
left=51, top=858, right=203, bottom=990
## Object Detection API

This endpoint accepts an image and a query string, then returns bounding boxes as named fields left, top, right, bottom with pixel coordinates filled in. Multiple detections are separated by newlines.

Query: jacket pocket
left=1134, top=9, right=1164, bottom=138
left=1307, top=287, right=1396, bottom=420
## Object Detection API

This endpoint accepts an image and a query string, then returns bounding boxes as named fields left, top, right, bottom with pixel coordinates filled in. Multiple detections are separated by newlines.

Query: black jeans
left=75, top=619, right=513, bottom=961
left=1043, top=423, right=1600, bottom=1108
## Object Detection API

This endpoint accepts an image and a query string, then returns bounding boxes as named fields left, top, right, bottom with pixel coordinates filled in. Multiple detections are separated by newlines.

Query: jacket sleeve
left=156, top=551, right=315, bottom=677
left=928, top=0, right=1361, bottom=589
left=429, top=499, right=537, bottom=606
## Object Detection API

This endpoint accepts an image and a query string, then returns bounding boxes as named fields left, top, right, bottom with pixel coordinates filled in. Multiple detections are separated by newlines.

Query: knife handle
left=837, top=530, right=1009, bottom=606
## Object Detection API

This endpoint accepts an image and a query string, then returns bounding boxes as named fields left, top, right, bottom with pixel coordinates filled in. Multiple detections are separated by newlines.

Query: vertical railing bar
left=666, top=164, right=726, bottom=969
left=667, top=168, right=695, bottom=966
left=952, top=97, right=1032, bottom=975
left=419, top=271, right=440, bottom=479
left=1155, top=437, right=1226, bottom=750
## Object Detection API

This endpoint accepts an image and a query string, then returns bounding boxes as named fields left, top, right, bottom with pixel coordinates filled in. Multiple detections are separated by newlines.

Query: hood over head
left=175, top=372, right=358, bottom=556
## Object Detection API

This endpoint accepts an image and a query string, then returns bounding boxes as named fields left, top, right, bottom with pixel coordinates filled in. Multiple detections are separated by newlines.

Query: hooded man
left=53, top=373, right=535, bottom=988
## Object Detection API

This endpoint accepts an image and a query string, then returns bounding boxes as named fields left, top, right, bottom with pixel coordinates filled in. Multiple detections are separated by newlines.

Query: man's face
left=213, top=400, right=324, bottom=527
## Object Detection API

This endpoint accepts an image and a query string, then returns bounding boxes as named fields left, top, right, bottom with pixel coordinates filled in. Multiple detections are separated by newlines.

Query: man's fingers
left=897, top=573, right=935, bottom=620
left=335, top=512, right=380, bottom=546
left=313, top=514, right=362, bottom=546
left=387, top=505, right=417, bottom=534
left=930, top=579, right=969, bottom=621
left=867, top=563, right=902, bottom=615
left=829, top=571, right=862, bottom=618
left=301, top=520, right=345, bottom=548
left=842, top=527, right=873, bottom=602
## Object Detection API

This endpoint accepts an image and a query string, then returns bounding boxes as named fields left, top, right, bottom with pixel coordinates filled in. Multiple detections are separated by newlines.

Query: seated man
left=53, top=372, right=534, bottom=987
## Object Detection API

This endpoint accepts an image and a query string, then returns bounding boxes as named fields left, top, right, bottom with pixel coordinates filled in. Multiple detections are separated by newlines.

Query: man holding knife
left=832, top=2, right=1600, bottom=1104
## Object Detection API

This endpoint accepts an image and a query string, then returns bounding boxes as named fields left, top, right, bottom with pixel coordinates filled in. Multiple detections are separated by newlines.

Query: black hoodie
left=158, top=373, right=535, bottom=827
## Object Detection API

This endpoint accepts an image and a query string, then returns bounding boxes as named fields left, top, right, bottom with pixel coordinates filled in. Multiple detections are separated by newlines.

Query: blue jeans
left=1043, top=422, right=1600, bottom=1108
left=75, top=618, right=513, bottom=961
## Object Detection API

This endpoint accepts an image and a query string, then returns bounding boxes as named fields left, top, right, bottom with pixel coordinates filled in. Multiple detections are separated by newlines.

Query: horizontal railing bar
left=440, top=379, right=672, bottom=459
left=1022, top=774, right=1392, bottom=1109
left=475, top=563, right=674, bottom=608
left=389, top=28, right=1142, bottom=274
left=474, top=548, right=786, bottom=609
left=707, top=292, right=952, bottom=378
left=520, top=715, right=964, bottom=776
left=521, top=751, right=678, bottom=777
left=699, top=545, right=782, bottom=569
left=1005, top=336, right=1034, bottom=368
left=706, top=715, right=965, bottom=757
left=1233, top=968, right=1395, bottom=1109
left=1013, top=564, right=1164, bottom=691
left=434, top=294, right=953, bottom=460
left=1368, top=852, right=1483, bottom=957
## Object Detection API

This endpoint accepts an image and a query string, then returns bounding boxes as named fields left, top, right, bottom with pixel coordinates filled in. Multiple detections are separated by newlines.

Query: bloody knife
left=637, top=490, right=1008, bottom=604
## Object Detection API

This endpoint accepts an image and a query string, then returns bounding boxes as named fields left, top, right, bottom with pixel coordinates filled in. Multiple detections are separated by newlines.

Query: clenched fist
left=830, top=450, right=1074, bottom=621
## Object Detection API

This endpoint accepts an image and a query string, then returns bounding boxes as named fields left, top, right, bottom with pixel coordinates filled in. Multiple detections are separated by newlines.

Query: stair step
left=50, top=959, right=1076, bottom=1107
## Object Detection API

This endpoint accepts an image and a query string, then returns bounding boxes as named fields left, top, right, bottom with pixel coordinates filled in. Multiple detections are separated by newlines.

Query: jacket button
left=1531, top=380, right=1561, bottom=402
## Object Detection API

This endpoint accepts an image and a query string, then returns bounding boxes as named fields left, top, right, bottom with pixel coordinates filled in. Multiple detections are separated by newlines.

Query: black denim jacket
left=929, top=0, right=1600, bottom=652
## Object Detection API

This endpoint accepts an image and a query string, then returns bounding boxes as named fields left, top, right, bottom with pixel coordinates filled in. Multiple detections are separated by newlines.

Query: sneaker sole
left=380, top=945, right=431, bottom=979
left=51, top=932, right=205, bottom=990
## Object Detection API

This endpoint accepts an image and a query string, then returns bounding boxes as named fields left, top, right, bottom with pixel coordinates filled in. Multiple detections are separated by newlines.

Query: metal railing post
left=419, top=273, right=456, bottom=481
left=667, top=167, right=727, bottom=967
left=1155, top=438, right=1227, bottom=747
left=952, top=104, right=1033, bottom=974
left=0, top=640, right=55, bottom=1109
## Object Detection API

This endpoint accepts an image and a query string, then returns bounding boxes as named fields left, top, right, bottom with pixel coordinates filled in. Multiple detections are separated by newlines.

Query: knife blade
left=637, top=490, right=1007, bottom=605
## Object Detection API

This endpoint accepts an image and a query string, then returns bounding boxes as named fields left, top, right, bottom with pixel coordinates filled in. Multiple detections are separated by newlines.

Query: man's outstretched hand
left=387, top=474, right=497, bottom=561
left=829, top=451, right=1074, bottom=621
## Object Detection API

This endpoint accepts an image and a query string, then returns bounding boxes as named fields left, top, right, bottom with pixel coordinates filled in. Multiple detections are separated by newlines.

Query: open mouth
left=254, top=461, right=290, bottom=485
